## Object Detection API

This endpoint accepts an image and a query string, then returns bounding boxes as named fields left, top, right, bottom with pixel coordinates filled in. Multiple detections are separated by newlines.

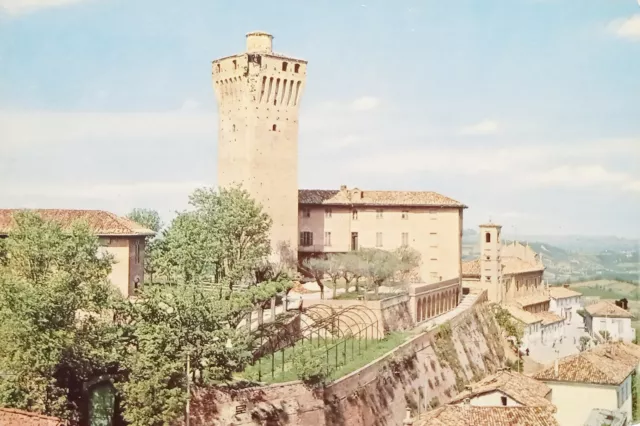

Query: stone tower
left=479, top=222, right=503, bottom=302
left=212, top=32, right=307, bottom=259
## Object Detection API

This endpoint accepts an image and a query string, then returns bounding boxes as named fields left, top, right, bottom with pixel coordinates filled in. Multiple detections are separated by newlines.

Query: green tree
left=0, top=211, right=122, bottom=422
left=116, top=279, right=291, bottom=426
left=127, top=208, right=163, bottom=284
left=493, top=305, right=524, bottom=346
left=358, top=248, right=401, bottom=297
left=157, top=186, right=272, bottom=289
left=302, top=257, right=328, bottom=299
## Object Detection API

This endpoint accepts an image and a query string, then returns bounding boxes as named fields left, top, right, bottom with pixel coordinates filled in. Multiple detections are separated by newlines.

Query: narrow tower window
left=294, top=63, right=300, bottom=73
left=282, top=62, right=288, bottom=71
left=216, top=63, right=221, bottom=72
left=233, top=59, right=237, bottom=69
left=485, top=232, right=491, bottom=243
left=272, top=124, right=277, bottom=131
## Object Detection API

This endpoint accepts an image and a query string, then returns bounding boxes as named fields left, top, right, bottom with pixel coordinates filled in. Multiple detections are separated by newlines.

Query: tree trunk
left=332, top=281, right=337, bottom=299
left=316, top=278, right=325, bottom=299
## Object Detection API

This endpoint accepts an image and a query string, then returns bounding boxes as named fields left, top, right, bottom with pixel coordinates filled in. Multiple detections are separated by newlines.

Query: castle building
left=212, top=31, right=307, bottom=258
left=462, top=223, right=546, bottom=304
left=213, top=33, right=466, bottom=314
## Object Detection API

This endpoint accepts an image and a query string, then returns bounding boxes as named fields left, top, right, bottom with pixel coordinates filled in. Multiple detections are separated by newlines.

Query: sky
left=0, top=0, right=639, bottom=238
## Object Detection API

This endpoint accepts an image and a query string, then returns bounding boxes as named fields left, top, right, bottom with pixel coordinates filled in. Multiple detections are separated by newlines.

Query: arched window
left=282, top=62, right=288, bottom=71
left=485, top=232, right=491, bottom=243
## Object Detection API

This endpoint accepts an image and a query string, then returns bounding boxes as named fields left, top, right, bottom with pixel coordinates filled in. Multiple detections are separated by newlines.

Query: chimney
left=403, top=406, right=413, bottom=425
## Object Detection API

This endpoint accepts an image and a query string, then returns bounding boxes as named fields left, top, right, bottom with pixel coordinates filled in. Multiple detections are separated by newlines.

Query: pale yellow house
left=0, top=209, right=154, bottom=297
left=448, top=369, right=554, bottom=408
left=462, top=223, right=546, bottom=304
left=533, top=347, right=636, bottom=426
left=297, top=185, right=466, bottom=284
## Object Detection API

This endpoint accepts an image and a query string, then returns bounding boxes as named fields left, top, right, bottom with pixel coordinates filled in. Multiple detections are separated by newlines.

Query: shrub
left=291, top=349, right=331, bottom=387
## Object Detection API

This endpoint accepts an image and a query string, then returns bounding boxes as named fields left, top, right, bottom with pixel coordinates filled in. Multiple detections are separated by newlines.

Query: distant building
left=584, top=301, right=635, bottom=343
left=535, top=311, right=566, bottom=344
left=462, top=223, right=546, bottom=303
left=412, top=405, right=558, bottom=426
left=549, top=286, right=583, bottom=324
left=533, top=346, right=636, bottom=425
left=505, top=305, right=543, bottom=348
left=0, top=209, right=154, bottom=297
left=448, top=369, right=554, bottom=408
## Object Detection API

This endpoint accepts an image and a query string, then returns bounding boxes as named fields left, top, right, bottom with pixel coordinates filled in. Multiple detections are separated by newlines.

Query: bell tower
left=479, top=222, right=503, bottom=302
left=212, top=32, right=307, bottom=259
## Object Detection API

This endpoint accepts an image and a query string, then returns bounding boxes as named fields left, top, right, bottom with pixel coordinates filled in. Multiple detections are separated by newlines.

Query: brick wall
left=0, top=408, right=65, bottom=426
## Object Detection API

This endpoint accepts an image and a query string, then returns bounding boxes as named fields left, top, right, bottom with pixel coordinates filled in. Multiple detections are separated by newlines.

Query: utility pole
left=186, top=351, right=191, bottom=426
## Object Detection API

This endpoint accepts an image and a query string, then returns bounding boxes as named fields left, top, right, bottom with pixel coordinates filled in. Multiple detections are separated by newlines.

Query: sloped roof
left=533, top=349, right=635, bottom=385
left=415, top=406, right=558, bottom=426
left=535, top=311, right=565, bottom=326
left=0, top=407, right=66, bottom=425
left=461, top=259, right=481, bottom=278
left=449, top=370, right=552, bottom=407
left=513, top=294, right=551, bottom=308
left=548, top=286, right=582, bottom=299
left=298, top=187, right=466, bottom=207
left=584, top=408, right=627, bottom=426
left=0, top=209, right=155, bottom=237
left=502, top=257, right=545, bottom=275
left=505, top=305, right=542, bottom=325
left=590, top=342, right=640, bottom=369
left=585, top=301, right=634, bottom=319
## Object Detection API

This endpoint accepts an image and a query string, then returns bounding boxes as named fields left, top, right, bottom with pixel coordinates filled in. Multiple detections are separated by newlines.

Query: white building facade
left=549, top=286, right=582, bottom=324
left=585, top=301, right=635, bottom=343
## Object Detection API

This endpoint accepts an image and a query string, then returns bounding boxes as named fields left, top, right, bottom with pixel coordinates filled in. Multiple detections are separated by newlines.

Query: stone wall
left=0, top=408, right=65, bottom=426
left=188, top=293, right=506, bottom=426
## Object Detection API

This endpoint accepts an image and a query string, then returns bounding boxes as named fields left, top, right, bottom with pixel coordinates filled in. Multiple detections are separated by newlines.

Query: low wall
left=0, top=408, right=65, bottom=426
left=189, top=291, right=507, bottom=426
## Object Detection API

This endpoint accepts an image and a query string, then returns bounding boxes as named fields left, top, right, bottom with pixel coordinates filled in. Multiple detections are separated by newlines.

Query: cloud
left=350, top=96, right=381, bottom=111
left=527, top=165, right=640, bottom=191
left=180, top=98, right=201, bottom=111
left=0, top=109, right=216, bottom=154
left=609, top=14, right=640, bottom=41
left=0, top=0, right=87, bottom=15
left=458, top=120, right=500, bottom=135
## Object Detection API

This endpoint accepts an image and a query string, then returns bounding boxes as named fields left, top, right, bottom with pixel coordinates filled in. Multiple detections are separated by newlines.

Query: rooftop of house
left=461, top=259, right=481, bottom=278
left=585, top=301, right=634, bottom=319
left=590, top=342, right=640, bottom=369
left=0, top=407, right=66, bottom=425
left=414, top=405, right=558, bottom=426
left=513, top=294, right=551, bottom=308
left=533, top=346, right=636, bottom=386
left=0, top=209, right=155, bottom=237
left=448, top=370, right=552, bottom=408
left=534, top=311, right=565, bottom=326
left=298, top=186, right=466, bottom=208
left=505, top=305, right=542, bottom=325
left=584, top=408, right=628, bottom=426
left=548, top=286, right=582, bottom=299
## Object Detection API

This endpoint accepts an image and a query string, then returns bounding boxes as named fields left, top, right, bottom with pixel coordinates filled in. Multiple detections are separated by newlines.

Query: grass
left=568, top=286, right=628, bottom=300
left=333, top=291, right=390, bottom=301
left=237, top=331, right=412, bottom=384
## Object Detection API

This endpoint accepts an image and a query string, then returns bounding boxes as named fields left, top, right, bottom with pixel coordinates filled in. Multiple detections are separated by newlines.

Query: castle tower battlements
left=212, top=32, right=307, bottom=258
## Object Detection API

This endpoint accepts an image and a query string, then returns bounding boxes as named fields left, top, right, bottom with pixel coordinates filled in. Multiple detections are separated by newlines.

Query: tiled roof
left=449, top=370, right=552, bottom=408
left=513, top=294, right=550, bottom=308
left=535, top=311, right=565, bottom=326
left=590, top=342, right=640, bottom=369
left=505, top=305, right=542, bottom=325
left=533, top=348, right=636, bottom=385
left=415, top=406, right=558, bottom=426
left=0, top=407, right=66, bottom=425
left=461, top=259, right=481, bottom=278
left=0, top=209, right=155, bottom=237
left=479, top=223, right=502, bottom=228
left=548, top=286, right=582, bottom=299
left=585, top=301, right=634, bottom=319
left=298, top=187, right=466, bottom=207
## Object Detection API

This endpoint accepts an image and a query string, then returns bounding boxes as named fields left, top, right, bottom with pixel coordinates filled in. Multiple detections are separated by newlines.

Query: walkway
left=526, top=319, right=589, bottom=364
left=420, top=291, right=482, bottom=331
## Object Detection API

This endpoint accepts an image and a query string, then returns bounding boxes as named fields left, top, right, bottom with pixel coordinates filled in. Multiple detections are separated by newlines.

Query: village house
left=447, top=369, right=554, bottom=408
left=0, top=209, right=154, bottom=297
left=505, top=305, right=543, bottom=349
left=584, top=301, right=635, bottom=343
left=548, top=285, right=583, bottom=324
left=535, top=311, right=566, bottom=345
left=533, top=346, right=637, bottom=425
left=462, top=223, right=546, bottom=304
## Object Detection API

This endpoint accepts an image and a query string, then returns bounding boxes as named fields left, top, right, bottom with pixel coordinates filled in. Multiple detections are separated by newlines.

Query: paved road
left=527, top=318, right=589, bottom=365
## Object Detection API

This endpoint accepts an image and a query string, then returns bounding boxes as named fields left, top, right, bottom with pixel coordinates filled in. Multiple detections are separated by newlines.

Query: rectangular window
left=300, top=231, right=313, bottom=246
left=401, top=210, right=409, bottom=219
left=324, top=232, right=332, bottom=246
left=324, top=208, right=332, bottom=218
left=376, top=232, right=383, bottom=247
left=352, top=210, right=358, bottom=220
left=376, top=209, right=383, bottom=219
left=401, top=232, right=409, bottom=246
left=301, top=208, right=311, bottom=218
left=134, top=240, right=141, bottom=264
